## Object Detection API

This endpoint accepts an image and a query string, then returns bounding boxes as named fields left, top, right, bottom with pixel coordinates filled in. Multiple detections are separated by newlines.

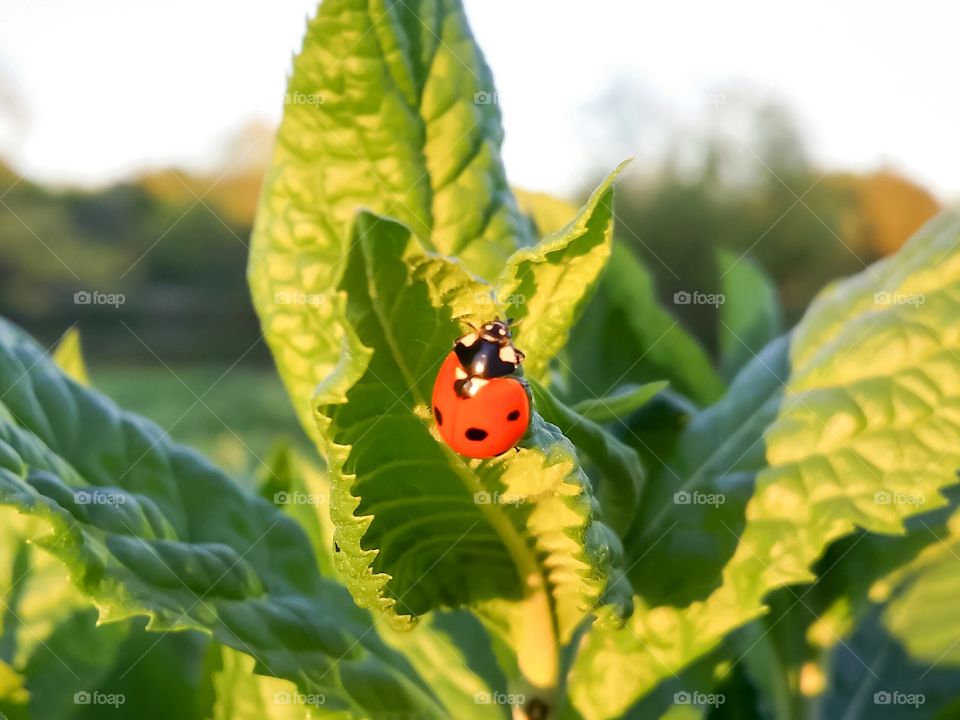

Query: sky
left=0, top=0, right=957, bottom=199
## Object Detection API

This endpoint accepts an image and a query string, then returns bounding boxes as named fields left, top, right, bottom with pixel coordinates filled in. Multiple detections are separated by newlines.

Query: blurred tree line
left=0, top=98, right=941, bottom=365
left=583, top=87, right=940, bottom=355
left=0, top=126, right=270, bottom=364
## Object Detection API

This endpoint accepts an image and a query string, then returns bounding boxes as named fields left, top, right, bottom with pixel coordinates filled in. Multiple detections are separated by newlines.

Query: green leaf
left=0, top=512, right=85, bottom=669
left=256, top=440, right=337, bottom=578
left=716, top=248, right=783, bottom=381
left=321, top=210, right=625, bottom=695
left=208, top=644, right=348, bottom=720
left=566, top=241, right=725, bottom=407
left=21, top=608, right=129, bottom=720
left=498, top=163, right=627, bottom=380
left=0, top=660, right=28, bottom=719
left=253, top=435, right=522, bottom=718
left=728, top=493, right=960, bottom=720
left=813, top=536, right=960, bottom=720
left=51, top=328, right=89, bottom=387
left=252, top=434, right=525, bottom=720
left=611, top=387, right=699, bottom=477
left=0, top=510, right=88, bottom=720
left=817, top=613, right=960, bottom=720
left=0, top=317, right=448, bottom=718
left=249, top=0, right=531, bottom=447
left=879, top=509, right=960, bottom=667
left=530, top=379, right=644, bottom=541
left=92, top=621, right=210, bottom=720
left=808, top=508, right=960, bottom=719
left=623, top=337, right=789, bottom=607
left=513, top=189, right=578, bottom=237
left=379, top=611, right=511, bottom=720
left=567, top=209, right=960, bottom=719
left=570, top=381, right=668, bottom=424
left=0, top=507, right=209, bottom=720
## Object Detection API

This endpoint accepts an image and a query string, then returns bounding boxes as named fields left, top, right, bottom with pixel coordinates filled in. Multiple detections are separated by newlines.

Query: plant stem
left=441, top=445, right=560, bottom=710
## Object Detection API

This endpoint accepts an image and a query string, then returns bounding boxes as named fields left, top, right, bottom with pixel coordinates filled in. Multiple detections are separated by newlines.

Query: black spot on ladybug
left=434, top=405, right=443, bottom=426
left=465, top=428, right=488, bottom=441
left=507, top=409, right=521, bottom=421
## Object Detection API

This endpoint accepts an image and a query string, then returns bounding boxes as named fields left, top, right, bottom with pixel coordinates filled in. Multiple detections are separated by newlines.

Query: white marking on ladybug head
left=499, top=345, right=518, bottom=365
left=458, top=332, right=478, bottom=347
left=480, top=320, right=511, bottom=343
left=454, top=366, right=468, bottom=380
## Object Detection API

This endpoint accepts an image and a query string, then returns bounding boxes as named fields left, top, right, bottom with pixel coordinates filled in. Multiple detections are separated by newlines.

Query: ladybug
left=431, top=319, right=531, bottom=458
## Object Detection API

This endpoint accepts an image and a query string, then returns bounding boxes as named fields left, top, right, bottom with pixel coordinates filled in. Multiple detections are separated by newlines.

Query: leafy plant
left=1, top=1, right=959, bottom=719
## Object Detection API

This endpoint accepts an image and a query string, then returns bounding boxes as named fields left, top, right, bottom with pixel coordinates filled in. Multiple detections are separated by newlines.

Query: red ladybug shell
left=431, top=352, right=530, bottom=458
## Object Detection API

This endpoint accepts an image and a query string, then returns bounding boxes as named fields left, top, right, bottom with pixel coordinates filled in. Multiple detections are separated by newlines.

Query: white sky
left=0, top=0, right=956, bottom=199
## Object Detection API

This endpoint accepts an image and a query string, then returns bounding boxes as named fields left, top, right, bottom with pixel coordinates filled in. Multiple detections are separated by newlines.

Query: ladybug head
left=455, top=317, right=525, bottom=379
left=479, top=318, right=513, bottom=345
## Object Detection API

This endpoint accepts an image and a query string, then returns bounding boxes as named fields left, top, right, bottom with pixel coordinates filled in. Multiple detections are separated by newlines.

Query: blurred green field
left=92, top=364, right=311, bottom=478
